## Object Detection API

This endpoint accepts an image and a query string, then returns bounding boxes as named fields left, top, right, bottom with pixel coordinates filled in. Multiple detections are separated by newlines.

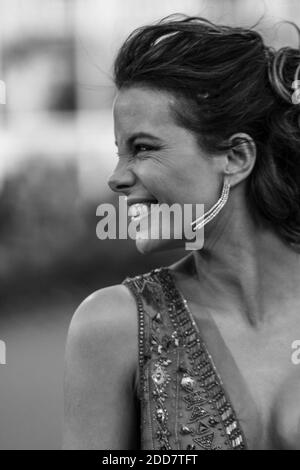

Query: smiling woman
left=63, top=14, right=300, bottom=450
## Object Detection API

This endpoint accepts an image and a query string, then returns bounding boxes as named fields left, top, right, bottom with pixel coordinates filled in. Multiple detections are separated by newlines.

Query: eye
left=133, top=143, right=153, bottom=154
left=115, top=143, right=159, bottom=160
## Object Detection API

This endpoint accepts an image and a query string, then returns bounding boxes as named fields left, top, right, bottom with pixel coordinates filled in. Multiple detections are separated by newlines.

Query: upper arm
left=62, top=284, right=140, bottom=450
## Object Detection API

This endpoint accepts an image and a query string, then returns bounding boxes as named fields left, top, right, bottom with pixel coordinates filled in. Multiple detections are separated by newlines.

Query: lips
left=126, top=197, right=158, bottom=207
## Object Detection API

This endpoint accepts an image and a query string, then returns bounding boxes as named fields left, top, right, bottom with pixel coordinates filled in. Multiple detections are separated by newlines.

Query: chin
left=132, top=205, right=204, bottom=253
left=135, top=236, right=188, bottom=254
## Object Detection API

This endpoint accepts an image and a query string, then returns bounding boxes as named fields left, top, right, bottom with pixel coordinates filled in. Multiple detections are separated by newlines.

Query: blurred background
left=0, top=0, right=299, bottom=450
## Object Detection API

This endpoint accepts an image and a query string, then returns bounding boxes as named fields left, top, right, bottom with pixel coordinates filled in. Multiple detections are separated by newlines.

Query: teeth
left=128, top=205, right=139, bottom=218
left=128, top=203, right=149, bottom=218
left=128, top=202, right=158, bottom=219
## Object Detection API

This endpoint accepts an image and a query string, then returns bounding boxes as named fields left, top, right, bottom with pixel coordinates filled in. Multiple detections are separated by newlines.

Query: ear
left=224, top=133, right=256, bottom=187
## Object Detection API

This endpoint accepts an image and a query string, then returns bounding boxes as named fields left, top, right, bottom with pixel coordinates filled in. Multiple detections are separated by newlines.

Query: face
left=109, top=86, right=224, bottom=253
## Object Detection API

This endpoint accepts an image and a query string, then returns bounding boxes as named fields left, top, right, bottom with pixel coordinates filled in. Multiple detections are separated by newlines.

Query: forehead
left=113, top=87, right=178, bottom=138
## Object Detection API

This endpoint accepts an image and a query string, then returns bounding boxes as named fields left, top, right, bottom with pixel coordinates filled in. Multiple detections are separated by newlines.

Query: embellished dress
left=122, top=266, right=254, bottom=451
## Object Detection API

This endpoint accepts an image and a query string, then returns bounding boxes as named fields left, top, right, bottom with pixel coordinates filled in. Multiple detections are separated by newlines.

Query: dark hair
left=113, top=14, right=300, bottom=247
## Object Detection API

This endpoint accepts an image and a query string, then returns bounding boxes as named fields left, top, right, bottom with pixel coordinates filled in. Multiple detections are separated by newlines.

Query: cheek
left=140, top=170, right=167, bottom=195
left=134, top=152, right=214, bottom=203
left=135, top=158, right=167, bottom=183
left=134, top=162, right=174, bottom=200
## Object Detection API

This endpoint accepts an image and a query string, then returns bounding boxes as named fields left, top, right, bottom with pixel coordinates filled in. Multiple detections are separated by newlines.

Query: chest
left=209, top=308, right=299, bottom=384
left=198, top=305, right=300, bottom=449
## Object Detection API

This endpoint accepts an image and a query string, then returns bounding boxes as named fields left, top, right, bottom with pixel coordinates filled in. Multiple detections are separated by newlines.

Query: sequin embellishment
left=122, top=267, right=247, bottom=450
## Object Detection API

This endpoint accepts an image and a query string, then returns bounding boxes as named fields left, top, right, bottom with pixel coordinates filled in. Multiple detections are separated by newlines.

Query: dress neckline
left=164, top=267, right=228, bottom=390
left=158, top=265, right=250, bottom=449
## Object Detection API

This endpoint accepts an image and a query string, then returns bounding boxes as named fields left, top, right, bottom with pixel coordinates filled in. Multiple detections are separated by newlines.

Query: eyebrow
left=115, top=132, right=164, bottom=147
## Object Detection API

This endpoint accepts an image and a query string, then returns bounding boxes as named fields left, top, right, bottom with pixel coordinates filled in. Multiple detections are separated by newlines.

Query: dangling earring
left=190, top=177, right=231, bottom=232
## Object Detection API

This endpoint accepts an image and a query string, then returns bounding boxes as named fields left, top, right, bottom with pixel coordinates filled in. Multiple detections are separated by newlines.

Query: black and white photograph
left=0, top=0, right=300, bottom=452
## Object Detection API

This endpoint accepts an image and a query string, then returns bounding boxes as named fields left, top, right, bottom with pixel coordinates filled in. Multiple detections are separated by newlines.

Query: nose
left=107, top=161, right=136, bottom=195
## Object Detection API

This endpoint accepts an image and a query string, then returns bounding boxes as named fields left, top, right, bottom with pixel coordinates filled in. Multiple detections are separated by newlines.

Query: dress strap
left=122, top=274, right=147, bottom=402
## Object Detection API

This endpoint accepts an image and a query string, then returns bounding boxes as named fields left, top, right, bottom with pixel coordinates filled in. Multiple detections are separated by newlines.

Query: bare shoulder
left=67, top=284, right=138, bottom=347
left=64, top=283, right=139, bottom=386
left=63, top=284, right=140, bottom=449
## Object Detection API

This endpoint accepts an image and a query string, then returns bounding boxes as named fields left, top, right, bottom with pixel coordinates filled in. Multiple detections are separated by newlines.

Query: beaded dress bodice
left=122, top=266, right=247, bottom=450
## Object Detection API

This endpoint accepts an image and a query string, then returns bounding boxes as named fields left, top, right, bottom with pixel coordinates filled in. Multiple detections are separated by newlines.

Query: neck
left=191, top=186, right=300, bottom=326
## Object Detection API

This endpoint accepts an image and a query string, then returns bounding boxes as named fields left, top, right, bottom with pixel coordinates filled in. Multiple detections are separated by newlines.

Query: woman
left=63, top=15, right=300, bottom=450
